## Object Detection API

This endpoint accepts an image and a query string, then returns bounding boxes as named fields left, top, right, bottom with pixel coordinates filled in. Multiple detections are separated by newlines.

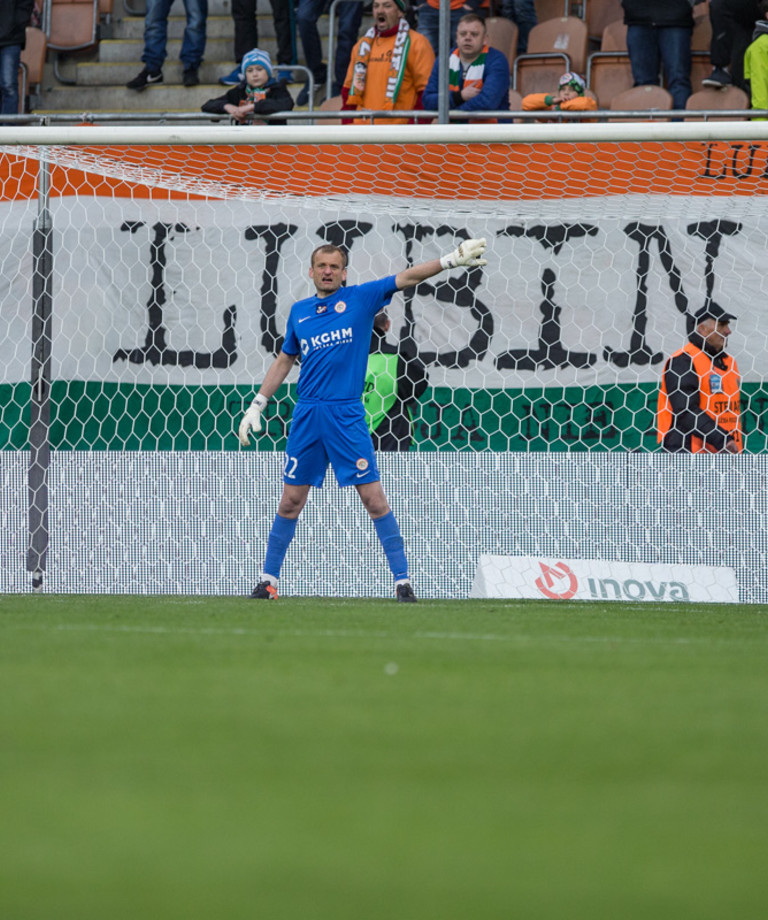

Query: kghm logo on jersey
left=300, top=327, right=353, bottom=356
left=335, top=301, right=347, bottom=314
left=356, top=458, right=368, bottom=471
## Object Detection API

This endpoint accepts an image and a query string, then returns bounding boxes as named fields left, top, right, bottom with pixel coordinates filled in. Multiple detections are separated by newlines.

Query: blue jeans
left=417, top=3, right=481, bottom=56
left=142, top=0, right=208, bottom=71
left=0, top=44, right=21, bottom=116
left=626, top=24, right=692, bottom=110
left=297, top=0, right=363, bottom=91
left=500, top=0, right=537, bottom=54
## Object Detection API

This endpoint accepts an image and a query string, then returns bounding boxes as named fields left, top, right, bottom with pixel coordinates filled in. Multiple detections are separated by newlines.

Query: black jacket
left=621, top=0, right=694, bottom=29
left=0, top=0, right=33, bottom=48
left=201, top=79, right=294, bottom=125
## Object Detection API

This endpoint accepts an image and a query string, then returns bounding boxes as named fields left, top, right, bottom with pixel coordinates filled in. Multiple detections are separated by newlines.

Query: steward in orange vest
left=657, top=302, right=743, bottom=453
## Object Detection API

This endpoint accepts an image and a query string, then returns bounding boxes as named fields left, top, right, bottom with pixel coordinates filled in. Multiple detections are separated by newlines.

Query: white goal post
left=2, top=121, right=768, bottom=600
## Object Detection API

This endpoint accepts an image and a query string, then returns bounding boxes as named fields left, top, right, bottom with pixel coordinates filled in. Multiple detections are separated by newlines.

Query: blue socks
left=263, top=511, right=408, bottom=584
left=263, top=513, right=298, bottom=580
left=373, top=511, right=409, bottom=581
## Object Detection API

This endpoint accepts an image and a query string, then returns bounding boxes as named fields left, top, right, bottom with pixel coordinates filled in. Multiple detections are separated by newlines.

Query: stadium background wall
left=1, top=125, right=768, bottom=597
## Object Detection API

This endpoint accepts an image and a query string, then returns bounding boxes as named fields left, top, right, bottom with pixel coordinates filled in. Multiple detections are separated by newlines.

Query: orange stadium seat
left=534, top=0, right=569, bottom=23
left=685, top=85, right=750, bottom=120
left=484, top=17, right=519, bottom=70
left=609, top=84, right=673, bottom=120
left=584, top=0, right=624, bottom=43
left=18, top=26, right=48, bottom=112
left=586, top=51, right=635, bottom=108
left=601, top=19, right=627, bottom=51
left=47, top=0, right=99, bottom=85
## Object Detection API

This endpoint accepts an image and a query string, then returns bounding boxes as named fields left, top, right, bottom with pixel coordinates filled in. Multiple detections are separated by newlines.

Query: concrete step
left=75, top=57, right=299, bottom=87
left=97, top=37, right=241, bottom=64
left=38, top=80, right=309, bottom=114
left=123, top=0, right=256, bottom=16
left=111, top=14, right=291, bottom=42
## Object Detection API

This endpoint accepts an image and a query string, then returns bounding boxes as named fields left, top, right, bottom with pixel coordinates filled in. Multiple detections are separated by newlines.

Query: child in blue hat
left=202, top=48, right=294, bottom=125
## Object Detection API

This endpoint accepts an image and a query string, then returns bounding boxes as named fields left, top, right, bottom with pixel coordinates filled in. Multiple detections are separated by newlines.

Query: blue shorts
left=283, top=399, right=380, bottom=488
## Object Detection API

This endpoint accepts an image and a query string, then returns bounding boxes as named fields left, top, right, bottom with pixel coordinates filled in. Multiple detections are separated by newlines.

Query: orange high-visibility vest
left=657, top=341, right=742, bottom=452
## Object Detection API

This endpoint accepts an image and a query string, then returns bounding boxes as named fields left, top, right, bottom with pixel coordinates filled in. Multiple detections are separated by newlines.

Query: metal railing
left=3, top=109, right=766, bottom=127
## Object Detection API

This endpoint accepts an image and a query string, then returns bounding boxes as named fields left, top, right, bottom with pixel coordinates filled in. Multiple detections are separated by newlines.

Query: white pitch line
left=0, top=621, right=720, bottom=646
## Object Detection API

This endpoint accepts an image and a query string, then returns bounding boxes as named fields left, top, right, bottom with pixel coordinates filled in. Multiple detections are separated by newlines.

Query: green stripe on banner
left=2, top=382, right=768, bottom=452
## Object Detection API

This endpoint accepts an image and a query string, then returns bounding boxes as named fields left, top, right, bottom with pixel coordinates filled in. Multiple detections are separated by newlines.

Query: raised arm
left=237, top=351, right=298, bottom=446
left=395, top=238, right=487, bottom=290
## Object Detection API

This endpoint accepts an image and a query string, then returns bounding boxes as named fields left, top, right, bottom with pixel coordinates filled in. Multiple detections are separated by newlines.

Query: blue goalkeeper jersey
left=282, top=275, right=398, bottom=402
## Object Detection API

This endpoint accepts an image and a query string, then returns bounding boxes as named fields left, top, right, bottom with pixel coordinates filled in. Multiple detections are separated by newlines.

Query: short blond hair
left=310, top=244, right=347, bottom=268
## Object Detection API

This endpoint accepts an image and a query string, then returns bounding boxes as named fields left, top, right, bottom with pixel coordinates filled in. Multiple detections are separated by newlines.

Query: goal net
left=1, top=122, right=767, bottom=600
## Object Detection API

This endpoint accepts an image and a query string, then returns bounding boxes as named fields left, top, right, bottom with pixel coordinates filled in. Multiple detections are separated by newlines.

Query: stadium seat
left=47, top=0, right=99, bottom=85
left=584, top=0, right=624, bottom=43
left=685, top=85, right=750, bottom=120
left=586, top=51, right=636, bottom=108
left=534, top=0, right=569, bottom=23
left=691, top=9, right=712, bottom=51
left=689, top=51, right=713, bottom=92
left=609, top=84, right=673, bottom=120
left=18, top=26, right=47, bottom=112
left=514, top=54, right=571, bottom=95
left=522, top=16, right=589, bottom=74
left=600, top=19, right=627, bottom=52
left=484, top=17, right=519, bottom=70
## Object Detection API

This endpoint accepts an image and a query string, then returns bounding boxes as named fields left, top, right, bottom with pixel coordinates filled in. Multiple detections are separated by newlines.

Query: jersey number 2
left=283, top=454, right=299, bottom=479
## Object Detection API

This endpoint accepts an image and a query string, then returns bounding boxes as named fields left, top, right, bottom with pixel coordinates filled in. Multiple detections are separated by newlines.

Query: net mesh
left=1, top=130, right=767, bottom=598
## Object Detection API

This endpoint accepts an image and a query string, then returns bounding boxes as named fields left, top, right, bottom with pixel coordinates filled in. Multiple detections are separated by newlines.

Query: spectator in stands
left=657, top=302, right=742, bottom=453
left=521, top=71, right=597, bottom=115
left=342, top=0, right=435, bottom=124
left=126, top=0, right=207, bottom=90
left=0, top=0, right=33, bottom=117
left=744, top=0, right=768, bottom=114
left=219, top=1, right=295, bottom=86
left=422, top=13, right=510, bottom=121
left=703, top=0, right=762, bottom=89
left=417, top=0, right=483, bottom=57
left=201, top=47, right=294, bottom=124
left=364, top=310, right=428, bottom=452
left=500, top=0, right=537, bottom=54
left=295, top=0, right=363, bottom=105
left=621, top=0, right=693, bottom=111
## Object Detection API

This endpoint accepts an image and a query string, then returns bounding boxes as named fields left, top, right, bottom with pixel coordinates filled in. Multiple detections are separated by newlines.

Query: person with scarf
left=201, top=47, right=294, bottom=125
left=341, top=0, right=435, bottom=125
left=657, top=302, right=743, bottom=453
left=422, top=13, right=510, bottom=122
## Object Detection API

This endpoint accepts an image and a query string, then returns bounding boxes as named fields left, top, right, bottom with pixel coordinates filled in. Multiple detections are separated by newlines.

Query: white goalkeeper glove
left=238, top=394, right=268, bottom=447
left=440, top=237, right=487, bottom=270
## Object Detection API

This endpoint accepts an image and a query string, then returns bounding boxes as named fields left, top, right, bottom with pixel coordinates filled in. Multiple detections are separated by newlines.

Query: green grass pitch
left=2, top=595, right=767, bottom=920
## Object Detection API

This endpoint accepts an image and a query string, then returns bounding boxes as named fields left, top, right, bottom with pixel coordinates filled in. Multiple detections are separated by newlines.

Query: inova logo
left=534, top=561, right=578, bottom=600
left=586, top=578, right=690, bottom=601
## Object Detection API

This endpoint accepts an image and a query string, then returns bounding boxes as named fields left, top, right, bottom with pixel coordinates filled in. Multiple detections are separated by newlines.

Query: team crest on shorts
left=356, top=458, right=369, bottom=471
left=316, top=303, right=327, bottom=314
left=335, top=301, right=347, bottom=314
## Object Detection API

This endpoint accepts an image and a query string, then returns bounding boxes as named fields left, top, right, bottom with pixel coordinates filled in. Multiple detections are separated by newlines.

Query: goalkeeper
left=238, top=237, right=488, bottom=602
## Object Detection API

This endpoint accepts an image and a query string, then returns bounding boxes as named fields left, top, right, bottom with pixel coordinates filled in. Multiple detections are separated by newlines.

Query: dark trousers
left=233, top=0, right=295, bottom=66
left=709, top=0, right=760, bottom=87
